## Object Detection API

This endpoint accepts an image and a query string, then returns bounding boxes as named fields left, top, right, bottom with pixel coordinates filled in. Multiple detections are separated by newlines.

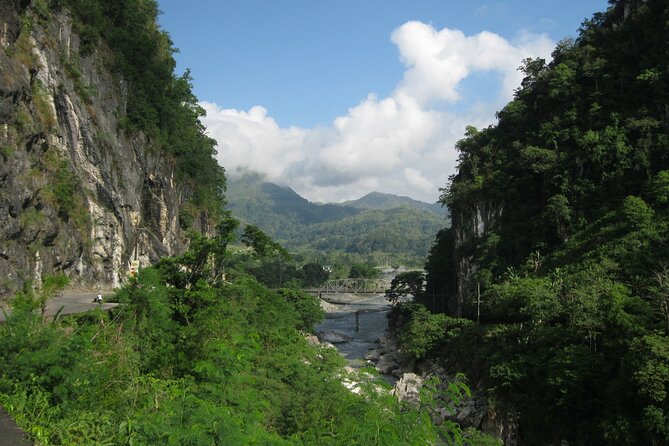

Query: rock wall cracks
left=451, top=199, right=502, bottom=316
left=0, top=1, right=204, bottom=296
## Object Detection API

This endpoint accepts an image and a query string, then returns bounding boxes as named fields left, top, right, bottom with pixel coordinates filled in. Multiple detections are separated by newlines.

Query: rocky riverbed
left=314, top=292, right=515, bottom=444
left=315, top=292, right=392, bottom=368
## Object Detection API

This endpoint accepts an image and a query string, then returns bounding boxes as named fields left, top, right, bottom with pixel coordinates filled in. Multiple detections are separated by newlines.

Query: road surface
left=0, top=291, right=119, bottom=323
left=0, top=406, right=31, bottom=446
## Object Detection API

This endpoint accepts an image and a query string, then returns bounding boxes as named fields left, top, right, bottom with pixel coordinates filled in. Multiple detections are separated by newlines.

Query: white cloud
left=202, top=22, right=554, bottom=203
left=201, top=103, right=306, bottom=181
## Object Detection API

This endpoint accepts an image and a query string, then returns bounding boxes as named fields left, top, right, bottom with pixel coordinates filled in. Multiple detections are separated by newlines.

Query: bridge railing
left=320, top=278, right=387, bottom=294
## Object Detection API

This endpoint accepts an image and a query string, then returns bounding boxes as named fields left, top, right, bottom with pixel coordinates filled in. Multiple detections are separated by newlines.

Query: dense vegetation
left=227, top=175, right=445, bottom=268
left=0, top=228, right=476, bottom=445
left=55, top=0, right=226, bottom=220
left=411, top=0, right=669, bottom=443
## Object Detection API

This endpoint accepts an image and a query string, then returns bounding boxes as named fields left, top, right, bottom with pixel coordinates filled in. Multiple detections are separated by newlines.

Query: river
left=315, top=292, right=391, bottom=367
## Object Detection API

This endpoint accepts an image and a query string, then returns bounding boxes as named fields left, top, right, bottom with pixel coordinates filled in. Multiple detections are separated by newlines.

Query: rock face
left=0, top=2, right=206, bottom=296
left=451, top=199, right=502, bottom=316
left=367, top=332, right=518, bottom=444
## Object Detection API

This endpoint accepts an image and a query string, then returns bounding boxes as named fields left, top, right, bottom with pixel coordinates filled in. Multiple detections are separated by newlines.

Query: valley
left=1, top=0, right=669, bottom=445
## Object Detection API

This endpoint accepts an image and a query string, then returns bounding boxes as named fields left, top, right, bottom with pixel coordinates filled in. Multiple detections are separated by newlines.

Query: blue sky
left=157, top=0, right=610, bottom=203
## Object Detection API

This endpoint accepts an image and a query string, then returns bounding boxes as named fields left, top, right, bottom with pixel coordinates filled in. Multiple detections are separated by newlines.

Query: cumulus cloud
left=202, top=22, right=554, bottom=203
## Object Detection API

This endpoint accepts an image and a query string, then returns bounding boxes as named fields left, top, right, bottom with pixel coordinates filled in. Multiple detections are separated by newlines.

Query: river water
left=315, top=293, right=391, bottom=367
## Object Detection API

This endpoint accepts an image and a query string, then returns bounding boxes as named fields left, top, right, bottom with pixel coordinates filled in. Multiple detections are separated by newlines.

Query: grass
left=32, top=81, right=56, bottom=130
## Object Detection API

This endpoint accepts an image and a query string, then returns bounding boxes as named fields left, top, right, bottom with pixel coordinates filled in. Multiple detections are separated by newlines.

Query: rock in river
left=317, top=330, right=351, bottom=344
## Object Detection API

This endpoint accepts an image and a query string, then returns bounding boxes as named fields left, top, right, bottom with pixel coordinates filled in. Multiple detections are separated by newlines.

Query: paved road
left=0, top=291, right=119, bottom=323
left=0, top=407, right=31, bottom=446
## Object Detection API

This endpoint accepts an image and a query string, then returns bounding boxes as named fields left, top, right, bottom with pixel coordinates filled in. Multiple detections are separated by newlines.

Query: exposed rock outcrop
left=316, top=330, right=351, bottom=344
left=391, top=372, right=422, bottom=406
left=364, top=334, right=414, bottom=377
left=451, top=199, right=502, bottom=316
left=0, top=3, right=209, bottom=296
left=367, top=332, right=518, bottom=444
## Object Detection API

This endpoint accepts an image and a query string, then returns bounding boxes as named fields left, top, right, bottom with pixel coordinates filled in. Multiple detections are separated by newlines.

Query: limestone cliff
left=451, top=199, right=501, bottom=316
left=0, top=1, right=213, bottom=296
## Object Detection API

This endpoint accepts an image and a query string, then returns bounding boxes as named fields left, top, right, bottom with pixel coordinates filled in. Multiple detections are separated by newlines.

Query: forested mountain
left=227, top=174, right=446, bottom=262
left=342, top=191, right=446, bottom=216
left=226, top=173, right=361, bottom=238
left=411, top=0, right=669, bottom=443
left=0, top=0, right=224, bottom=293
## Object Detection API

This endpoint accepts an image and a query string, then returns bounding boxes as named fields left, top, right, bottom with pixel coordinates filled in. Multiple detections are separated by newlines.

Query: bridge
left=305, top=278, right=388, bottom=295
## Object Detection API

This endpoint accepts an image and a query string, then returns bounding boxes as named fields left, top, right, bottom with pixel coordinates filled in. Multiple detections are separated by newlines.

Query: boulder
left=392, top=373, right=422, bottom=405
left=304, top=333, right=320, bottom=347
left=363, top=348, right=381, bottom=362
left=376, top=353, right=400, bottom=374
left=317, top=330, right=351, bottom=344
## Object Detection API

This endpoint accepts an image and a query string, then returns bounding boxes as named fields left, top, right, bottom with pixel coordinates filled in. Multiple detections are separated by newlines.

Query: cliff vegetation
left=0, top=0, right=225, bottom=293
left=406, top=0, right=669, bottom=443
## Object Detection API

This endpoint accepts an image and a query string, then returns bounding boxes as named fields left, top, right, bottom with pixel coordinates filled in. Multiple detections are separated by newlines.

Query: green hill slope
left=226, top=175, right=446, bottom=261
left=343, top=191, right=445, bottom=217
left=418, top=1, right=669, bottom=444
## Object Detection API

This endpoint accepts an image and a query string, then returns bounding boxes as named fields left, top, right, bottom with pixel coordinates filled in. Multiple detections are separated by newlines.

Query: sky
left=157, top=0, right=610, bottom=204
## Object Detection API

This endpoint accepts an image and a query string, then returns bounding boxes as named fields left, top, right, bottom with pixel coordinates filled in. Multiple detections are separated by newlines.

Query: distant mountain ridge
left=226, top=175, right=448, bottom=259
left=342, top=191, right=445, bottom=216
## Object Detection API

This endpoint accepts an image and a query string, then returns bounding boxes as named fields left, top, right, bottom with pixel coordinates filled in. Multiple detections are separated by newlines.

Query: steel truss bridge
left=307, top=278, right=388, bottom=295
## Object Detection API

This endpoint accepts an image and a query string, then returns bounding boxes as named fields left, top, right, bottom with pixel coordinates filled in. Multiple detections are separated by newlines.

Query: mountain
left=342, top=191, right=446, bottom=216
left=0, top=1, right=223, bottom=295
left=227, top=174, right=360, bottom=227
left=226, top=175, right=447, bottom=260
left=420, top=1, right=669, bottom=444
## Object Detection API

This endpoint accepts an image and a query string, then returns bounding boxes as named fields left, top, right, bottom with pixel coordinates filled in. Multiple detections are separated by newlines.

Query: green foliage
left=52, top=158, right=78, bottom=219
left=242, top=224, right=288, bottom=260
left=424, top=1, right=669, bottom=443
left=390, top=304, right=449, bottom=359
left=0, top=237, right=465, bottom=445
left=276, top=287, right=324, bottom=332
left=385, top=270, right=425, bottom=305
left=59, top=0, right=226, bottom=220
left=300, top=262, right=329, bottom=287
left=620, top=195, right=654, bottom=230
left=348, top=262, right=379, bottom=279
left=7, top=19, right=39, bottom=69
left=226, top=175, right=446, bottom=264
left=649, top=171, right=669, bottom=205
left=31, top=80, right=56, bottom=130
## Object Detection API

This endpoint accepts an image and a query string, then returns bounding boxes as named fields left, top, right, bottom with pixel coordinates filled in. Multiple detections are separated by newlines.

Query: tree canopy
left=420, top=0, right=669, bottom=443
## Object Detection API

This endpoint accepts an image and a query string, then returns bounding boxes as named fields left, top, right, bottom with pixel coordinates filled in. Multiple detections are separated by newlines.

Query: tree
left=385, top=271, right=425, bottom=306
left=242, top=224, right=288, bottom=260
left=301, top=263, right=329, bottom=287
left=348, top=263, right=379, bottom=279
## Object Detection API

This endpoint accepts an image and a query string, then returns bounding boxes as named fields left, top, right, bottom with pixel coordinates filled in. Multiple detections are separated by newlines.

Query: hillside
left=226, top=174, right=446, bottom=261
left=226, top=174, right=361, bottom=241
left=343, top=191, right=445, bottom=217
left=0, top=2, right=479, bottom=445
left=413, top=0, right=669, bottom=443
